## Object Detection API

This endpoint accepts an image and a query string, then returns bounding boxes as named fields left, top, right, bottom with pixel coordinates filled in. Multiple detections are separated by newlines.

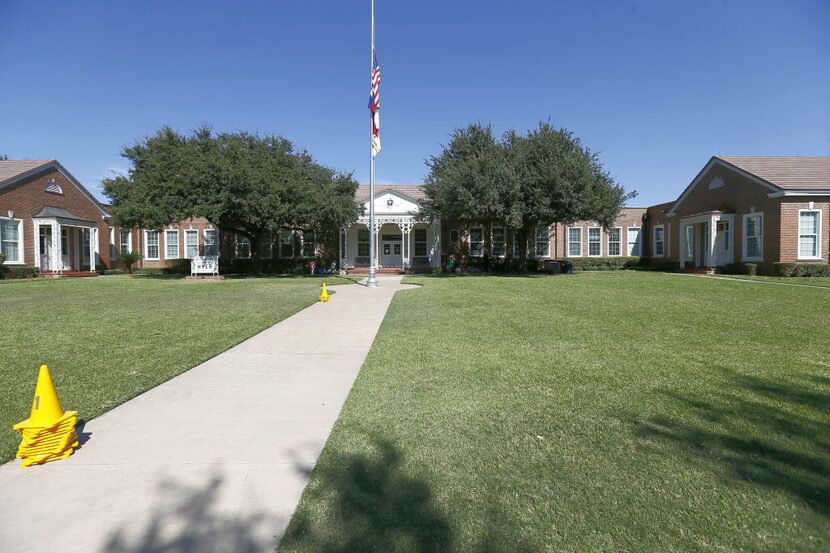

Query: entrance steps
left=40, top=271, right=99, bottom=278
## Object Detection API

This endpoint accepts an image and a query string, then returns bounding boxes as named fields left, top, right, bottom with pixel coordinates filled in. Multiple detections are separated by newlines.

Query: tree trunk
left=483, top=220, right=492, bottom=271
left=249, top=233, right=263, bottom=275
left=518, top=226, right=529, bottom=272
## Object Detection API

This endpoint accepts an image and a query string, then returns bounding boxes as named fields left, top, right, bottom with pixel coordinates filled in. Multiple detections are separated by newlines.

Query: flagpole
left=367, top=0, right=378, bottom=288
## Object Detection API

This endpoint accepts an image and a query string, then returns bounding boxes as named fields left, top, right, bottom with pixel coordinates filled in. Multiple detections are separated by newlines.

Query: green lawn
left=703, top=274, right=830, bottom=288
left=0, top=275, right=348, bottom=463
left=280, top=272, right=830, bottom=553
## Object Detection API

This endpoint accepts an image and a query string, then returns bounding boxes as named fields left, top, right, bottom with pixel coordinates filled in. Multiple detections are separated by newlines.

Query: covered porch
left=679, top=211, right=735, bottom=271
left=340, top=215, right=441, bottom=273
left=33, top=207, right=99, bottom=275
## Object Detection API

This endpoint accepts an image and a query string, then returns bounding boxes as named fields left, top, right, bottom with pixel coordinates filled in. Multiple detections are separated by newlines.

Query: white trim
left=567, top=226, right=583, bottom=257
left=653, top=225, right=665, bottom=257
left=626, top=227, right=641, bottom=256
left=144, top=230, right=160, bottom=260
left=203, top=228, right=219, bottom=257
left=184, top=229, right=199, bottom=259
left=164, top=229, right=179, bottom=260
left=491, top=225, right=506, bottom=258
left=259, top=230, right=273, bottom=259
left=587, top=227, right=602, bottom=257
left=741, top=212, right=764, bottom=262
left=534, top=226, right=551, bottom=258
left=469, top=226, right=484, bottom=257
left=797, top=209, right=822, bottom=261
left=768, top=191, right=830, bottom=198
left=0, top=216, right=25, bottom=265
left=234, top=234, right=251, bottom=259
left=607, top=227, right=622, bottom=256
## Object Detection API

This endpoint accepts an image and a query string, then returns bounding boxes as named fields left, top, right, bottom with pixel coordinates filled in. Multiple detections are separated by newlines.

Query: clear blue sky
left=1, top=0, right=828, bottom=206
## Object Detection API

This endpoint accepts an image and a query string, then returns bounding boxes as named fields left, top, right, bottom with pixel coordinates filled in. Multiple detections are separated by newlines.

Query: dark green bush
left=744, top=263, right=758, bottom=276
left=118, top=251, right=143, bottom=274
left=3, top=265, right=39, bottom=279
left=638, top=257, right=680, bottom=273
left=774, top=262, right=830, bottom=277
left=720, top=263, right=742, bottom=275
left=567, top=256, right=640, bottom=271
left=101, top=268, right=126, bottom=275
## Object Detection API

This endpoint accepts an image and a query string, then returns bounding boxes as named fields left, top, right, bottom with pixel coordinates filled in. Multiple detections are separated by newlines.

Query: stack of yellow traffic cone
left=319, top=282, right=330, bottom=302
left=13, top=365, right=79, bottom=467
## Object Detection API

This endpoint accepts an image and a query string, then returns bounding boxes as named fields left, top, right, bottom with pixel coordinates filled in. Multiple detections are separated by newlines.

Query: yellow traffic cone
left=319, top=282, right=330, bottom=302
left=13, top=365, right=70, bottom=429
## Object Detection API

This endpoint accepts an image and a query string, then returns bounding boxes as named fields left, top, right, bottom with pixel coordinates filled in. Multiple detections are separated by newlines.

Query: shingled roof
left=356, top=184, right=425, bottom=203
left=0, top=160, right=53, bottom=186
left=716, top=156, right=830, bottom=191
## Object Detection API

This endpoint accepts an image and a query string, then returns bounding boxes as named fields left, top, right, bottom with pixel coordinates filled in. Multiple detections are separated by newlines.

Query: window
left=44, top=181, right=63, bottom=194
left=184, top=230, right=199, bottom=259
left=588, top=227, right=601, bottom=256
left=535, top=227, right=550, bottom=257
left=358, top=228, right=370, bottom=257
left=469, top=227, right=483, bottom=256
left=120, top=228, right=131, bottom=254
left=81, top=229, right=91, bottom=267
left=109, top=227, right=115, bottom=259
left=743, top=213, right=763, bottom=260
left=259, top=231, right=273, bottom=259
left=654, top=225, right=664, bottom=257
left=608, top=228, right=621, bottom=256
left=280, top=230, right=294, bottom=258
left=567, top=227, right=582, bottom=257
left=145, top=230, right=160, bottom=260
left=798, top=210, right=821, bottom=260
left=165, top=229, right=179, bottom=259
left=684, top=225, right=694, bottom=260
left=235, top=234, right=250, bottom=259
left=0, top=218, right=23, bottom=263
left=204, top=229, right=218, bottom=256
left=627, top=227, right=641, bottom=256
left=302, top=231, right=316, bottom=258
left=492, top=226, right=505, bottom=257
left=449, top=229, right=459, bottom=244
left=414, top=228, right=427, bottom=257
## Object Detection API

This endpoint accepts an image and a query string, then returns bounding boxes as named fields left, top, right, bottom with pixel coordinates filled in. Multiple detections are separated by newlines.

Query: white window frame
left=684, top=225, right=694, bottom=261
left=413, top=228, right=428, bottom=257
left=301, top=230, right=316, bottom=258
left=0, top=217, right=24, bottom=265
left=653, top=225, right=665, bottom=257
left=742, top=212, right=764, bottom=262
left=203, top=229, right=218, bottom=257
left=608, top=227, right=622, bottom=257
left=279, top=230, right=294, bottom=258
left=491, top=226, right=506, bottom=257
left=535, top=226, right=551, bottom=258
left=164, top=229, right=179, bottom=260
left=259, top=231, right=273, bottom=259
left=797, top=209, right=822, bottom=261
left=588, top=227, right=602, bottom=257
left=567, top=226, right=582, bottom=257
left=119, top=228, right=132, bottom=255
left=144, top=230, right=160, bottom=260
left=184, top=229, right=199, bottom=259
left=469, top=226, right=484, bottom=257
left=626, top=227, right=641, bottom=256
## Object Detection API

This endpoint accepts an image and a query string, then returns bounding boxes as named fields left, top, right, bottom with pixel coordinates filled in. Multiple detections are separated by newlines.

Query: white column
left=90, top=227, right=97, bottom=272
left=52, top=221, right=60, bottom=272
left=709, top=216, right=718, bottom=268
left=33, top=222, right=41, bottom=269
left=679, top=223, right=686, bottom=270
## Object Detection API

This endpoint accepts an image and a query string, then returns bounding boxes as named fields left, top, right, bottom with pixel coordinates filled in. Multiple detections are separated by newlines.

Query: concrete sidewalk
left=0, top=276, right=416, bottom=553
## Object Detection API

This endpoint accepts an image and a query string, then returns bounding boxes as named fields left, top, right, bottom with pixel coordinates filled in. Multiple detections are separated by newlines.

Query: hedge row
left=0, top=265, right=39, bottom=279
left=773, top=262, right=830, bottom=277
left=567, top=256, right=641, bottom=271
left=720, top=263, right=758, bottom=276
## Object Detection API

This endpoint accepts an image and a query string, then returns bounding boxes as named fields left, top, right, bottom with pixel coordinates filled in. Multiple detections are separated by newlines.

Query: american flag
left=369, top=48, right=381, bottom=156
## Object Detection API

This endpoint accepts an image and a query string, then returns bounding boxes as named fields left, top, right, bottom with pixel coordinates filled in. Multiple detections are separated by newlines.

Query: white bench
left=191, top=255, right=219, bottom=277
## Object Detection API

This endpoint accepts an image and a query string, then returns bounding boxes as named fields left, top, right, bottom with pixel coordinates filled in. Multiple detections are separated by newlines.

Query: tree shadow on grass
left=281, top=435, right=453, bottom=553
left=103, top=473, right=270, bottom=553
left=632, top=369, right=830, bottom=516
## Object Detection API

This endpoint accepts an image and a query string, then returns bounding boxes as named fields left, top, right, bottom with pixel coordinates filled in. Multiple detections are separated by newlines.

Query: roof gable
left=717, top=156, right=830, bottom=191
left=0, top=160, right=110, bottom=218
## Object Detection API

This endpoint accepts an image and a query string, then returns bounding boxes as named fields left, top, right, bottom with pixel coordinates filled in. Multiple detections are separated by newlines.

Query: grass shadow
left=631, top=369, right=830, bottom=516
left=280, top=435, right=453, bottom=553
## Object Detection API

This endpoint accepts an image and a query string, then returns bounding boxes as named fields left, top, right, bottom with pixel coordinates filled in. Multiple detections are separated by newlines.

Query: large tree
left=103, top=126, right=360, bottom=272
left=422, top=121, right=635, bottom=263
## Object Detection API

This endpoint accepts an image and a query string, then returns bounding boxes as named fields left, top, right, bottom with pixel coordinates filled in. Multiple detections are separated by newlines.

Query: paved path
left=0, top=276, right=416, bottom=553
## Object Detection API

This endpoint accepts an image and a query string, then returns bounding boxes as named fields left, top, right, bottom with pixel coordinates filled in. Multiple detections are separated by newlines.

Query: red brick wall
left=125, top=218, right=222, bottom=269
left=779, top=201, right=830, bottom=264
left=0, top=167, right=111, bottom=268
left=558, top=207, right=647, bottom=257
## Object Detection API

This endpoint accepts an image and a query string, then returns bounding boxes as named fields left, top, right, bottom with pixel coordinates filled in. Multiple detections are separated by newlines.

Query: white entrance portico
left=679, top=211, right=735, bottom=270
left=340, top=187, right=441, bottom=271
left=32, top=206, right=99, bottom=273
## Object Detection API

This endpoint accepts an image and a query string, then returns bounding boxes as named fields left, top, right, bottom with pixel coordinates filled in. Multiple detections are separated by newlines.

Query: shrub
left=744, top=263, right=758, bottom=276
left=134, top=267, right=162, bottom=276
left=118, top=251, right=143, bottom=274
left=3, top=265, right=39, bottom=279
left=720, top=263, right=741, bottom=275
left=774, top=262, right=830, bottom=277
left=101, top=268, right=126, bottom=276
left=566, top=256, right=640, bottom=271
left=638, top=257, right=680, bottom=273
